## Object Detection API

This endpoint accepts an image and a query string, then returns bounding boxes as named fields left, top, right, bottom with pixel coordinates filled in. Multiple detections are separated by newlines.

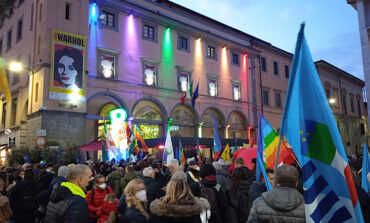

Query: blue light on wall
left=91, top=3, right=98, bottom=24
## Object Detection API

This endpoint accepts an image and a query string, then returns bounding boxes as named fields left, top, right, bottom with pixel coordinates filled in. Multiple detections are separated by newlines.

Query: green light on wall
left=162, top=28, right=174, bottom=87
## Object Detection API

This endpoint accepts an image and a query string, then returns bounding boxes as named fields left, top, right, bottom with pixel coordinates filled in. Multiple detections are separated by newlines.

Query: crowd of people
left=0, top=156, right=368, bottom=223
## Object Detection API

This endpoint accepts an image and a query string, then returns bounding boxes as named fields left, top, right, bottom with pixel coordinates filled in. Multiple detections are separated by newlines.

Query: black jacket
left=248, top=181, right=267, bottom=205
left=141, top=176, right=165, bottom=209
left=227, top=180, right=252, bottom=223
left=125, top=207, right=149, bottom=223
left=200, top=178, right=228, bottom=223
left=45, top=183, right=90, bottom=223
left=9, top=179, right=39, bottom=223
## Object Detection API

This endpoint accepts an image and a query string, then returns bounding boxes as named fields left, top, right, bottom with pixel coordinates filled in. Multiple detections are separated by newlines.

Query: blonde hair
left=124, top=179, right=149, bottom=219
left=161, top=179, right=195, bottom=205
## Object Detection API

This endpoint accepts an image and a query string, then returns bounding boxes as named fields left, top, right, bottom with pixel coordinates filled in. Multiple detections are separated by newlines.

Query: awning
left=144, top=137, right=249, bottom=147
left=79, top=140, right=107, bottom=152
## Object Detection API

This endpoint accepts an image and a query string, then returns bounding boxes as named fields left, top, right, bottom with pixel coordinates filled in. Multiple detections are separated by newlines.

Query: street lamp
left=8, top=61, right=23, bottom=72
left=329, top=98, right=336, bottom=104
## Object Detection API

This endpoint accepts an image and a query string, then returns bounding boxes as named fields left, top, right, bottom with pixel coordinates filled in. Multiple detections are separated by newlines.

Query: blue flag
left=191, top=82, right=199, bottom=108
left=361, top=143, right=370, bottom=193
left=23, top=154, right=30, bottom=164
left=280, top=23, right=363, bottom=222
left=256, top=112, right=272, bottom=190
left=213, top=114, right=222, bottom=160
left=178, top=137, right=183, bottom=160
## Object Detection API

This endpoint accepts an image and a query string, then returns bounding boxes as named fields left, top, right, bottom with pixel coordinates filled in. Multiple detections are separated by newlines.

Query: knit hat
left=171, top=169, right=187, bottom=182
left=58, top=166, right=69, bottom=178
left=199, top=164, right=216, bottom=178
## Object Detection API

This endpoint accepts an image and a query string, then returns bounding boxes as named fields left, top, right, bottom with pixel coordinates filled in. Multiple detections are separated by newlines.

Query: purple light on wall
left=123, top=14, right=140, bottom=81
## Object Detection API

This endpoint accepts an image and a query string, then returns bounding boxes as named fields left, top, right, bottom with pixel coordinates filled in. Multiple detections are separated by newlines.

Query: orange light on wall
left=222, top=47, right=227, bottom=67
left=196, top=38, right=202, bottom=58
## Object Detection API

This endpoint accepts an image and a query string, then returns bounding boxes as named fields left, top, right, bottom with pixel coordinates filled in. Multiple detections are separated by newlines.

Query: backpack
left=200, top=184, right=222, bottom=223
left=19, top=192, right=38, bottom=212
left=90, top=187, right=109, bottom=206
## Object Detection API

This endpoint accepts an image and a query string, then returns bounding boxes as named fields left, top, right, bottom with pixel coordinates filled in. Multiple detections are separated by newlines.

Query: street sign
left=8, top=137, right=15, bottom=147
left=35, top=136, right=46, bottom=147
left=36, top=129, right=46, bottom=137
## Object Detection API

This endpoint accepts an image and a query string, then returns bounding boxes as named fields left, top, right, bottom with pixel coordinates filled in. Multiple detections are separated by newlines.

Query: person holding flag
left=278, top=23, right=364, bottom=222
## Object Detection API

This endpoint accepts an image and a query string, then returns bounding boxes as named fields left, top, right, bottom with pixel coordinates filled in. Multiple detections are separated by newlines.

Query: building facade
left=347, top=0, right=370, bottom=125
left=0, top=0, right=366, bottom=161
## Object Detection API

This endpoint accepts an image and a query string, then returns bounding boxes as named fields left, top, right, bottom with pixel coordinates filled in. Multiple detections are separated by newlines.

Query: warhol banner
left=50, top=29, right=87, bottom=101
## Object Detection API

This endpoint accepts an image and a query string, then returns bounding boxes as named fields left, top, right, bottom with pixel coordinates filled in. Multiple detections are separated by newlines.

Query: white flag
left=164, top=128, right=174, bottom=164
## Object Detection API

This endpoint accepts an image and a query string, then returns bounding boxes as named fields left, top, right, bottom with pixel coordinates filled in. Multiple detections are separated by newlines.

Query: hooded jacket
left=97, top=200, right=118, bottom=223
left=227, top=179, right=252, bottom=223
left=106, top=171, right=123, bottom=197
left=45, top=182, right=90, bottom=223
left=120, top=171, right=137, bottom=192
left=247, top=187, right=305, bottom=223
left=150, top=197, right=210, bottom=223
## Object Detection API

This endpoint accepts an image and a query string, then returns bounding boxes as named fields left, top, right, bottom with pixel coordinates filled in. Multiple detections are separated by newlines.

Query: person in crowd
left=247, top=164, right=305, bottom=223
left=106, top=167, right=124, bottom=198
left=15, top=169, right=24, bottom=183
left=226, top=167, right=253, bottom=223
left=86, top=174, right=116, bottom=222
left=141, top=167, right=165, bottom=211
left=9, top=169, right=39, bottom=223
left=45, top=164, right=92, bottom=223
left=351, top=168, right=369, bottom=222
left=234, top=158, right=245, bottom=168
left=186, top=160, right=200, bottom=185
left=248, top=168, right=274, bottom=204
left=165, top=159, right=180, bottom=183
left=151, top=163, right=167, bottom=188
left=99, top=163, right=110, bottom=177
left=124, top=178, right=149, bottom=223
left=35, top=166, right=69, bottom=222
left=120, top=165, right=137, bottom=192
left=0, top=178, right=12, bottom=223
left=199, top=164, right=228, bottom=223
left=50, top=166, right=69, bottom=189
left=150, top=178, right=210, bottom=223
left=38, top=168, right=56, bottom=192
left=6, top=174, right=15, bottom=192
left=212, top=161, right=229, bottom=191
left=97, top=193, right=118, bottom=223
left=0, top=172, right=7, bottom=195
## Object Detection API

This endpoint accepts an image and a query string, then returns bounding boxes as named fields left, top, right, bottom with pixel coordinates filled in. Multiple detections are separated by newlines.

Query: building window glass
left=37, top=36, right=41, bottom=55
left=341, top=89, right=347, bottom=115
left=232, top=84, right=241, bottom=101
left=208, top=79, right=217, bottom=96
left=11, top=98, right=17, bottom=126
left=262, top=89, right=269, bottom=105
left=231, top=53, right=239, bottom=65
left=325, top=82, right=331, bottom=98
left=9, top=8, right=13, bottom=18
left=261, top=57, right=266, bottom=72
left=273, top=61, right=278, bottom=75
left=1, top=103, right=6, bottom=129
left=35, top=83, right=39, bottom=102
left=65, top=3, right=71, bottom=20
left=357, top=96, right=362, bottom=118
left=7, top=29, right=12, bottom=50
left=0, top=39, right=2, bottom=57
left=285, top=65, right=289, bottom=78
left=207, top=45, right=216, bottom=59
left=100, top=54, right=115, bottom=78
left=101, top=11, right=114, bottom=27
left=275, top=91, right=281, bottom=108
left=143, top=24, right=155, bottom=41
left=178, top=36, right=189, bottom=51
left=143, top=63, right=157, bottom=86
left=178, top=72, right=189, bottom=92
left=39, top=3, right=43, bottom=22
left=30, top=3, right=34, bottom=30
left=17, top=19, right=22, bottom=42
left=350, top=95, right=354, bottom=113
left=19, top=0, right=25, bottom=5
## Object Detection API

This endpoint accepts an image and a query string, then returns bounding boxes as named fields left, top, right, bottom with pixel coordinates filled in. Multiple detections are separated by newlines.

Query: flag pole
left=272, top=135, right=282, bottom=187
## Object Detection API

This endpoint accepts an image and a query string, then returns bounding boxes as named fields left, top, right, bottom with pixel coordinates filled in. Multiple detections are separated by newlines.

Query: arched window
left=133, top=100, right=164, bottom=139
left=97, top=103, right=118, bottom=139
left=324, top=82, right=331, bottom=98
left=227, top=111, right=247, bottom=139
left=341, top=88, right=347, bottom=115
left=201, top=108, right=224, bottom=138
left=170, top=104, right=197, bottom=137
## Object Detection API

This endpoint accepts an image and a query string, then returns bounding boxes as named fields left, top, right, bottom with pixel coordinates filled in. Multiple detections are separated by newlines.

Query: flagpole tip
left=300, top=22, right=305, bottom=31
